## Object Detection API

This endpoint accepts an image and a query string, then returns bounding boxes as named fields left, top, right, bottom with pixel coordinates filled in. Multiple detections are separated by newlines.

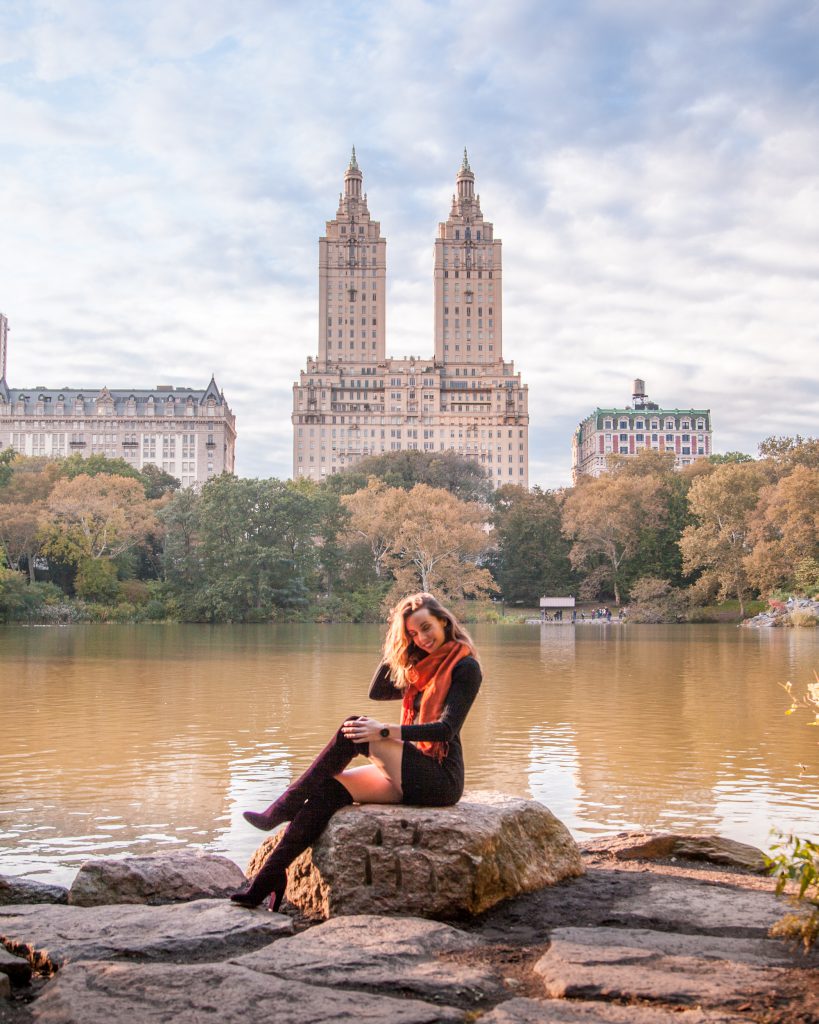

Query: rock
left=534, top=926, right=808, bottom=1006
left=490, top=996, right=750, bottom=1022
left=0, top=899, right=292, bottom=971
left=233, top=913, right=505, bottom=1007
left=581, top=832, right=766, bottom=872
left=479, top=996, right=747, bottom=1022
left=30, top=961, right=463, bottom=1023
left=0, top=874, right=68, bottom=906
left=0, top=973, right=9, bottom=1000
left=0, top=944, right=32, bottom=986
left=248, top=791, right=583, bottom=920
left=606, top=877, right=782, bottom=936
left=68, top=850, right=247, bottom=906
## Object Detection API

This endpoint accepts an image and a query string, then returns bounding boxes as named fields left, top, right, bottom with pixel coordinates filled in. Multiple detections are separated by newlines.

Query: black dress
left=368, top=656, right=482, bottom=806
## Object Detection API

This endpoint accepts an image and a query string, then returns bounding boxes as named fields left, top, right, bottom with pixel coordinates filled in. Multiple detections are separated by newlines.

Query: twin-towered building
left=291, top=150, right=530, bottom=487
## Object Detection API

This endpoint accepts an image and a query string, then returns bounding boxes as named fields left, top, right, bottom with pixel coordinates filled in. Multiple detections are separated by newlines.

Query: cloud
left=1, top=0, right=817, bottom=484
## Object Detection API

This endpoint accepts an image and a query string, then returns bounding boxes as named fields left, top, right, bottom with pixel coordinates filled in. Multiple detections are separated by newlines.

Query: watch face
left=380, top=727, right=390, bottom=738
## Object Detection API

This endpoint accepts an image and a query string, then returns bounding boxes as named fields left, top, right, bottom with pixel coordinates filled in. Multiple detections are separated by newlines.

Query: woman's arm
left=399, top=658, right=482, bottom=742
left=368, top=661, right=403, bottom=701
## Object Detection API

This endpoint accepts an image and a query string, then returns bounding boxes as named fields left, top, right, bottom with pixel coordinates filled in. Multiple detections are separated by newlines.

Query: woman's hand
left=342, top=716, right=390, bottom=743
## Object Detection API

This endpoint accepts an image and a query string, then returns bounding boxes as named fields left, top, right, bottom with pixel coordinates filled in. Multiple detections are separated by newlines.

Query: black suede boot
left=242, top=719, right=367, bottom=832
left=232, top=778, right=354, bottom=910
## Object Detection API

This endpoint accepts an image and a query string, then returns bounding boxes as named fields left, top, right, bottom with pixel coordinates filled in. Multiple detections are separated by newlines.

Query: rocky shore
left=742, top=598, right=819, bottom=628
left=2, top=815, right=817, bottom=1023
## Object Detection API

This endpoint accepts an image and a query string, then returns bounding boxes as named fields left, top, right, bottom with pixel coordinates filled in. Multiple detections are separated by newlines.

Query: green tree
left=0, top=567, right=43, bottom=621
left=326, top=450, right=491, bottom=502
left=0, top=448, right=15, bottom=488
left=60, top=452, right=144, bottom=482
left=709, top=452, right=754, bottom=465
left=488, top=485, right=575, bottom=604
left=139, top=463, right=181, bottom=499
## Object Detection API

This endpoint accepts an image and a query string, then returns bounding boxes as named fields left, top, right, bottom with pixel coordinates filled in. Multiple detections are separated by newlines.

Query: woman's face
left=405, top=607, right=447, bottom=654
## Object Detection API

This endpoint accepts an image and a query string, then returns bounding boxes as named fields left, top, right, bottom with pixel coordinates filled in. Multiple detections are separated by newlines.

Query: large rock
left=534, top=926, right=808, bottom=1006
left=0, top=899, right=292, bottom=971
left=581, top=832, right=766, bottom=872
left=233, top=913, right=506, bottom=1007
left=479, top=997, right=747, bottom=1022
left=247, top=791, right=583, bottom=920
left=0, top=973, right=9, bottom=1000
left=0, top=874, right=68, bottom=906
left=0, top=944, right=32, bottom=986
left=30, top=961, right=463, bottom=1024
left=68, top=850, right=247, bottom=906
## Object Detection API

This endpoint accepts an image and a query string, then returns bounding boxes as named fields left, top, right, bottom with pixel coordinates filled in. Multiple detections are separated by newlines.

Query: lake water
left=1, top=622, right=817, bottom=886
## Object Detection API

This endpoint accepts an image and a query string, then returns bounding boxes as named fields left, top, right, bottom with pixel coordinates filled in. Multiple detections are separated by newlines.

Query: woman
left=231, top=591, right=482, bottom=910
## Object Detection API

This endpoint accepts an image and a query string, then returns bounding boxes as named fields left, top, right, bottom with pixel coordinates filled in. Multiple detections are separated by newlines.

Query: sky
left=1, top=0, right=817, bottom=487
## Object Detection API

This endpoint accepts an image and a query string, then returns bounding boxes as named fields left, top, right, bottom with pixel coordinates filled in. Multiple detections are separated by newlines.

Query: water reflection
left=1, top=622, right=817, bottom=885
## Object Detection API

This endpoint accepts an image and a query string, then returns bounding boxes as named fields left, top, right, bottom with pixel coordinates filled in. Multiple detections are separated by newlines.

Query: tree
left=326, top=450, right=491, bottom=502
left=41, top=474, right=156, bottom=567
left=709, top=452, right=754, bottom=465
left=342, top=481, right=406, bottom=579
left=561, top=472, right=667, bottom=605
left=0, top=448, right=15, bottom=488
left=140, top=463, right=181, bottom=499
left=744, top=466, right=819, bottom=594
left=0, top=457, right=62, bottom=581
left=383, top=484, right=496, bottom=602
left=758, top=435, right=819, bottom=474
left=60, top=452, right=144, bottom=482
left=679, top=461, right=766, bottom=615
left=488, top=485, right=575, bottom=603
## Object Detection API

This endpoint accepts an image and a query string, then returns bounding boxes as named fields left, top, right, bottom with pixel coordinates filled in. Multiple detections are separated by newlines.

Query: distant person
left=231, top=592, right=482, bottom=910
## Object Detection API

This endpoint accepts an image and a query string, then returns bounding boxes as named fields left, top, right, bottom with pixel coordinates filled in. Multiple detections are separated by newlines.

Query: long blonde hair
left=382, top=592, right=477, bottom=691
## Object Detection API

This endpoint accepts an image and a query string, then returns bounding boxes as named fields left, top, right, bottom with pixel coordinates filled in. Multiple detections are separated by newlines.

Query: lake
left=1, top=622, right=817, bottom=886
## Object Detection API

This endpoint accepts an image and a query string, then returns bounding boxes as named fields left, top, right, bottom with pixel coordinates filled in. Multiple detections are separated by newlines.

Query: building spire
left=348, top=146, right=359, bottom=172
left=461, top=147, right=471, bottom=173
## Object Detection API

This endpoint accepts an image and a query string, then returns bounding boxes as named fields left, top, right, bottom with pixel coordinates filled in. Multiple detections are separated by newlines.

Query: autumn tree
left=326, top=450, right=491, bottom=502
left=488, top=485, right=575, bottom=603
left=561, top=471, right=667, bottom=605
left=41, top=473, right=156, bottom=567
left=743, top=465, right=819, bottom=594
left=0, top=457, right=62, bottom=581
left=679, top=461, right=766, bottom=615
left=342, top=480, right=406, bottom=579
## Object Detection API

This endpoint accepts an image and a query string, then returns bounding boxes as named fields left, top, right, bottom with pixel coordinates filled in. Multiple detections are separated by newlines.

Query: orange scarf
left=402, top=640, right=471, bottom=762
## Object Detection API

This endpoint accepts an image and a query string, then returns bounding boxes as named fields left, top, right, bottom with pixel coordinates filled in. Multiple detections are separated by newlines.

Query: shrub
left=118, top=579, right=150, bottom=606
left=0, top=567, right=43, bottom=622
left=766, top=834, right=819, bottom=951
left=75, top=559, right=119, bottom=604
left=788, top=608, right=818, bottom=628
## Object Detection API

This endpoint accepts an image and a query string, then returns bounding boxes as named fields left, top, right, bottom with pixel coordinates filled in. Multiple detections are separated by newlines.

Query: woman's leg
left=335, top=737, right=405, bottom=803
left=243, top=717, right=367, bottom=831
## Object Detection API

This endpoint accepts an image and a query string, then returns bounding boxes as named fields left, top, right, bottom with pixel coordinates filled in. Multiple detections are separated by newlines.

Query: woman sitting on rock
left=231, top=591, right=482, bottom=910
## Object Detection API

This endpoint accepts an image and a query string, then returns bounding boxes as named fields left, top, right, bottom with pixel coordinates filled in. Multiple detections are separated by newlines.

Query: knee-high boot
left=231, top=778, right=353, bottom=910
left=243, top=719, right=367, bottom=832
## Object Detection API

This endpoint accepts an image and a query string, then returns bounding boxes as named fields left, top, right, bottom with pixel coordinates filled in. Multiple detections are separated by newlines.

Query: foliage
left=41, top=473, right=156, bottom=566
left=0, top=447, right=15, bottom=488
left=708, top=451, right=754, bottom=464
left=758, top=435, right=819, bottom=473
left=766, top=834, right=819, bottom=951
left=562, top=469, right=667, bottom=605
left=626, top=576, right=689, bottom=623
left=744, top=466, right=819, bottom=594
left=60, top=452, right=144, bottom=482
left=139, top=463, right=181, bottom=499
left=75, top=558, right=120, bottom=603
left=680, top=461, right=766, bottom=616
left=0, top=566, right=43, bottom=621
left=788, top=608, right=818, bottom=627
left=326, top=449, right=491, bottom=502
left=487, top=485, right=576, bottom=603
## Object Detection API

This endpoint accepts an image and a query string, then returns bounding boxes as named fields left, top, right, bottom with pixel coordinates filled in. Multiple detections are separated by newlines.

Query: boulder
left=534, top=926, right=807, bottom=1006
left=247, top=791, right=583, bottom=920
left=479, top=996, right=747, bottom=1022
left=0, top=899, right=292, bottom=971
left=233, top=913, right=505, bottom=1007
left=0, top=874, right=68, bottom=906
left=581, top=832, right=766, bottom=872
left=68, top=850, right=247, bottom=906
left=30, top=961, right=463, bottom=1024
left=0, top=973, right=9, bottom=1000
left=0, top=944, right=32, bottom=986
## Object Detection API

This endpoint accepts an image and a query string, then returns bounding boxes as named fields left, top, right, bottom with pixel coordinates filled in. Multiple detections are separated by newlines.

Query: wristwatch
left=379, top=726, right=390, bottom=738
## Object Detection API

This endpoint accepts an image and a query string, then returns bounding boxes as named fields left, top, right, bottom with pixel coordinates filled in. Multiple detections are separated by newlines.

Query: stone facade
left=0, top=313, right=7, bottom=381
left=572, top=379, right=712, bottom=480
left=0, top=375, right=235, bottom=488
left=292, top=150, right=529, bottom=487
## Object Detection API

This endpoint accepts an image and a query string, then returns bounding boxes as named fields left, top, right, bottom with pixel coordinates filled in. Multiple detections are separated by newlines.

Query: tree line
left=0, top=439, right=817, bottom=623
